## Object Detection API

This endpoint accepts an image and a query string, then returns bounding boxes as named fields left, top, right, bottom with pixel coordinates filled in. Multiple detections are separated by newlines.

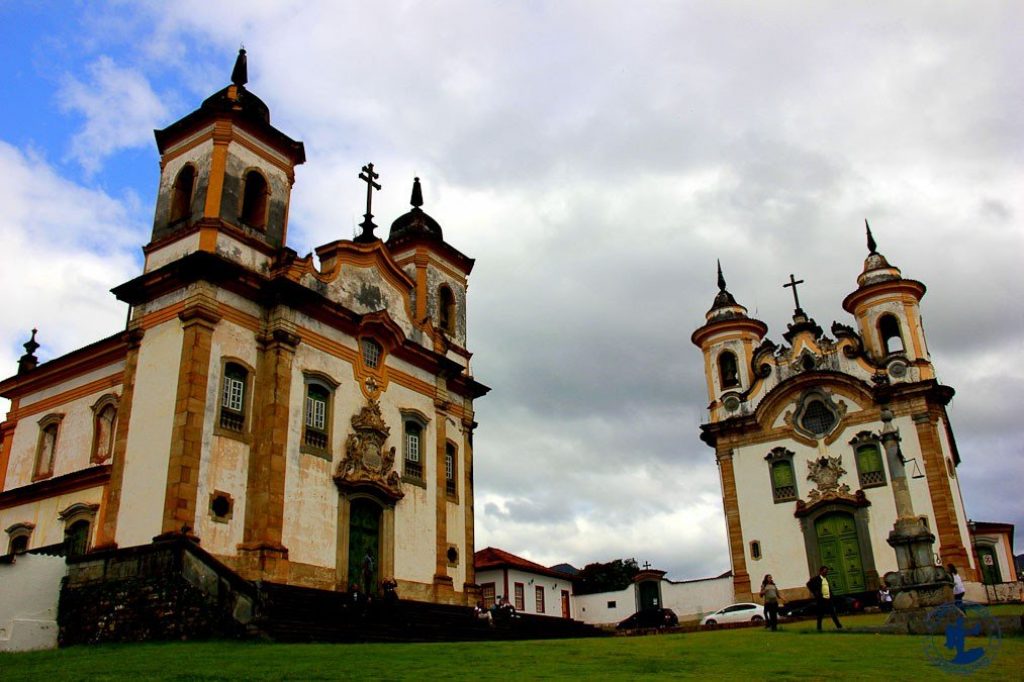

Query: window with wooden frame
left=849, top=431, right=887, bottom=488
left=361, top=338, right=383, bottom=369
left=33, top=414, right=63, bottom=480
left=481, top=582, right=496, bottom=608
left=239, top=169, right=269, bottom=229
left=514, top=583, right=525, bottom=611
left=218, top=361, right=251, bottom=434
left=445, top=441, right=457, bottom=498
left=169, top=164, right=195, bottom=224
left=58, top=502, right=98, bottom=558
left=535, top=586, right=546, bottom=614
left=765, top=447, right=798, bottom=503
left=5, top=522, right=34, bottom=555
left=301, top=373, right=337, bottom=456
left=90, top=394, right=118, bottom=463
left=402, top=414, right=427, bottom=483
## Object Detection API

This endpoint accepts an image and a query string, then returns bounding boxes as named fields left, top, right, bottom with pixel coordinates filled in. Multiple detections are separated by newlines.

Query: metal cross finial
left=783, top=273, right=805, bottom=312
left=356, top=163, right=382, bottom=242
left=643, top=561, right=652, bottom=570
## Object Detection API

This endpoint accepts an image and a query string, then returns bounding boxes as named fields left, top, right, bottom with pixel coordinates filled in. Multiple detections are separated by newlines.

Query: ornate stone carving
left=805, top=454, right=852, bottom=503
left=334, top=399, right=404, bottom=502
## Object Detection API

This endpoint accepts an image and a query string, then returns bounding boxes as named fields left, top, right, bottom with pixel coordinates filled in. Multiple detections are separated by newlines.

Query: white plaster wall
left=662, top=576, right=736, bottom=620
left=116, top=321, right=182, bottom=547
left=0, top=485, right=104, bottom=551
left=574, top=585, right=635, bottom=625
left=4, top=375, right=121, bottom=491
left=734, top=411, right=958, bottom=593
left=194, top=320, right=258, bottom=556
left=215, top=231, right=273, bottom=273
left=480, top=567, right=573, bottom=617
left=0, top=553, right=66, bottom=652
left=18, top=362, right=124, bottom=408
left=445, top=497, right=466, bottom=588
left=146, top=232, right=201, bottom=272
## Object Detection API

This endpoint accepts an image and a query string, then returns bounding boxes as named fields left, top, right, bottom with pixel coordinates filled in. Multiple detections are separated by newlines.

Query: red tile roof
left=474, top=547, right=575, bottom=581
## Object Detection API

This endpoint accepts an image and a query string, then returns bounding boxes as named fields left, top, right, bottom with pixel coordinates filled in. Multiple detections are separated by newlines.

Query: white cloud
left=58, top=56, right=167, bottom=175
left=0, top=141, right=143, bottom=390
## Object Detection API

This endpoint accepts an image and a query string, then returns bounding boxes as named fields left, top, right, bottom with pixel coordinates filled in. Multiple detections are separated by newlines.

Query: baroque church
left=691, top=229, right=978, bottom=603
left=0, top=50, right=487, bottom=606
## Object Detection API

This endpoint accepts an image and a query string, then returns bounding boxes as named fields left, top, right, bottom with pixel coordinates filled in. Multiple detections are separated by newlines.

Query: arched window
left=445, top=441, right=457, bottom=498
left=403, top=420, right=424, bottom=481
left=718, top=351, right=739, bottom=389
left=438, top=285, right=456, bottom=334
left=5, top=522, right=34, bottom=555
left=361, top=338, right=383, bottom=369
left=90, top=396, right=118, bottom=463
left=169, top=164, right=195, bottom=223
left=240, top=170, right=269, bottom=229
left=33, top=414, right=63, bottom=480
left=65, top=520, right=91, bottom=557
left=219, top=362, right=250, bottom=432
left=879, top=314, right=905, bottom=354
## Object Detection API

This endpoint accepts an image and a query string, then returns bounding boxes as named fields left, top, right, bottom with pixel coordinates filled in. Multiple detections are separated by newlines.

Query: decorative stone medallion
left=334, top=399, right=404, bottom=502
left=806, top=454, right=852, bottom=503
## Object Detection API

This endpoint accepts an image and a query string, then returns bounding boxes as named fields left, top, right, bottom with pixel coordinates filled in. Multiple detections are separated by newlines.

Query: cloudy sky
left=1, top=2, right=1021, bottom=577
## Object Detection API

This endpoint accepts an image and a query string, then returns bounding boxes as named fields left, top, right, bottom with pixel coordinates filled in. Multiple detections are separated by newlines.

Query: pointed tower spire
left=410, top=177, right=424, bottom=208
left=717, top=259, right=727, bottom=291
left=231, top=47, right=248, bottom=86
left=866, top=219, right=877, bottom=254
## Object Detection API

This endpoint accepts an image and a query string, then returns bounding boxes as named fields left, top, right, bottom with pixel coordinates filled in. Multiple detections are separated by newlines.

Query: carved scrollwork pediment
left=334, top=399, right=404, bottom=502
left=805, top=454, right=851, bottom=503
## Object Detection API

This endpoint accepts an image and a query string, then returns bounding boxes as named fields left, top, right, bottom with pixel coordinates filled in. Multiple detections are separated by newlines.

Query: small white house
left=574, top=569, right=735, bottom=626
left=474, top=547, right=575, bottom=618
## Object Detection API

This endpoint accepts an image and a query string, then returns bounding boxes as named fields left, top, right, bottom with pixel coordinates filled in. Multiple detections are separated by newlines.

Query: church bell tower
left=145, top=48, right=306, bottom=274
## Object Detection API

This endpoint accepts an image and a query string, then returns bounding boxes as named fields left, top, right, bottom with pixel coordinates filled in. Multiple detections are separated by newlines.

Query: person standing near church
left=948, top=564, right=966, bottom=607
left=806, top=566, right=842, bottom=631
left=760, top=575, right=781, bottom=631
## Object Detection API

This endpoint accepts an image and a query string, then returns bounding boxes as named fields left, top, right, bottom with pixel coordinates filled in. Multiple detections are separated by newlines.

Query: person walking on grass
left=760, top=574, right=782, bottom=631
left=806, top=565, right=842, bottom=631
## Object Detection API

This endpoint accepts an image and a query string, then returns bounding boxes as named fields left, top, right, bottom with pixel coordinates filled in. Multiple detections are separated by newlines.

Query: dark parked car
left=781, top=593, right=871, bottom=619
left=616, top=607, right=679, bottom=630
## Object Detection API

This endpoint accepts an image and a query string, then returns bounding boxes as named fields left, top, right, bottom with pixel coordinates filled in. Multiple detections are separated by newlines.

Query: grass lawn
left=1, top=613, right=1021, bottom=680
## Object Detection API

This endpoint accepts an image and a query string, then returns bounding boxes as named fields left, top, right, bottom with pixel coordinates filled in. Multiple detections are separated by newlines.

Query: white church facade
left=691, top=230, right=978, bottom=604
left=0, top=50, right=488, bottom=606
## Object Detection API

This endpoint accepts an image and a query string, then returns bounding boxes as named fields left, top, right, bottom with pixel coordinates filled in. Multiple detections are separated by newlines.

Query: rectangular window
left=445, top=443, right=456, bottom=497
left=514, top=583, right=525, bottom=611
left=535, top=586, right=545, bottom=614
left=404, top=421, right=423, bottom=480
left=607, top=601, right=617, bottom=609
left=222, top=376, right=245, bottom=412
left=306, top=396, right=326, bottom=430
left=856, top=444, right=887, bottom=487
left=361, top=338, right=382, bottom=368
left=302, top=382, right=331, bottom=452
left=771, top=460, right=797, bottom=502
left=481, top=583, right=496, bottom=608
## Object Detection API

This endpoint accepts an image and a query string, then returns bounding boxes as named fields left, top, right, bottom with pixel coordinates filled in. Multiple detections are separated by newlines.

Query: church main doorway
left=348, top=498, right=382, bottom=594
left=814, top=512, right=866, bottom=595
left=638, top=580, right=660, bottom=610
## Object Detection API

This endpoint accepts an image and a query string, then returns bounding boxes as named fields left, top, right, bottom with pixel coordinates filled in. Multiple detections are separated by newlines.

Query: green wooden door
left=977, top=546, right=1002, bottom=585
left=815, top=512, right=865, bottom=595
left=348, top=498, right=382, bottom=594
left=638, top=581, right=660, bottom=610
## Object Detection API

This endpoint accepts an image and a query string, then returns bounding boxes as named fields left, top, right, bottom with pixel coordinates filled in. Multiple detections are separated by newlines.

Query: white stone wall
left=574, top=584, right=636, bottom=624
left=0, top=553, right=66, bottom=652
left=117, top=320, right=182, bottom=547
left=573, top=575, right=736, bottom=625
left=732, top=410, right=949, bottom=594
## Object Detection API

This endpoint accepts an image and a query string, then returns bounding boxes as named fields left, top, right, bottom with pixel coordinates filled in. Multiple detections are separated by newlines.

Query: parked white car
left=700, top=602, right=766, bottom=627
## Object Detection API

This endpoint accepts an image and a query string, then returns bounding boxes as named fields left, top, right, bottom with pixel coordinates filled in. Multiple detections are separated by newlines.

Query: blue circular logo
left=922, top=601, right=1001, bottom=675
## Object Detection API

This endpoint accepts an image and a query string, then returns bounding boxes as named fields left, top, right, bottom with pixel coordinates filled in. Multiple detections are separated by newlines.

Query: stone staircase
left=255, top=581, right=606, bottom=643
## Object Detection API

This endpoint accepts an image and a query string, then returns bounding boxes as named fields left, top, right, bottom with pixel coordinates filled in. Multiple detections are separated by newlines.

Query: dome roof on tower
left=388, top=177, right=444, bottom=244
